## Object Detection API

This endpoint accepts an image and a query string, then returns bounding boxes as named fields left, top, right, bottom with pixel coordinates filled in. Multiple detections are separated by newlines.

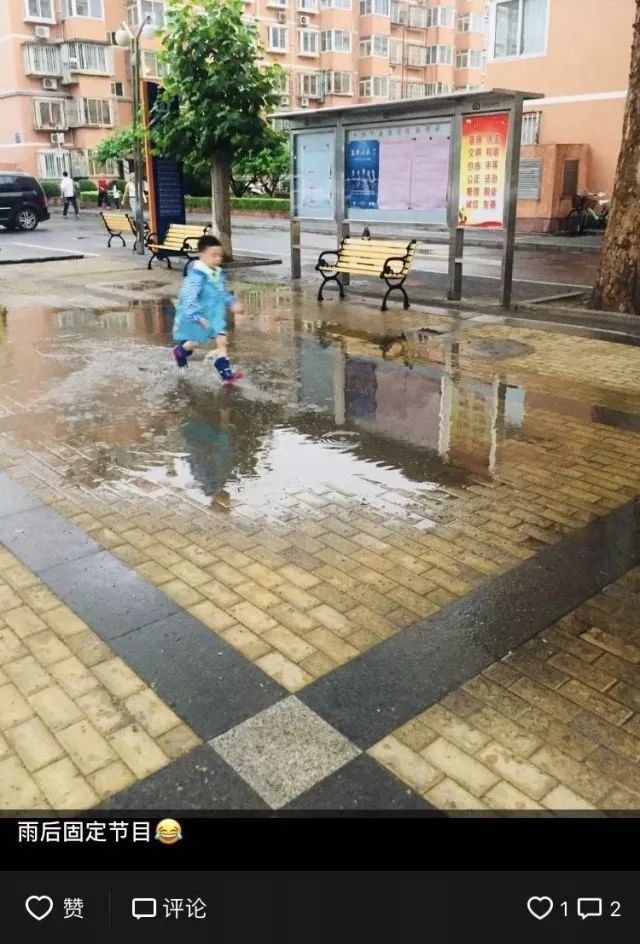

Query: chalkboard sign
left=518, top=159, right=542, bottom=200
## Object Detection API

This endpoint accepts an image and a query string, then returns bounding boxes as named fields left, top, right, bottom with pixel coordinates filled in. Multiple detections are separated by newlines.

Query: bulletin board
left=293, top=130, right=335, bottom=220
left=344, top=120, right=452, bottom=225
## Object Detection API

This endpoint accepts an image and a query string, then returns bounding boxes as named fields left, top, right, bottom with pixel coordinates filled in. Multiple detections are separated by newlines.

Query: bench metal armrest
left=145, top=230, right=158, bottom=244
left=316, top=249, right=339, bottom=271
left=382, top=255, right=408, bottom=277
left=181, top=236, right=200, bottom=252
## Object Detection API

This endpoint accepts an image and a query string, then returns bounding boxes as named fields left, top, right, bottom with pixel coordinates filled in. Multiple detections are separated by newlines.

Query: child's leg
left=173, top=340, right=198, bottom=367
left=211, top=334, right=242, bottom=383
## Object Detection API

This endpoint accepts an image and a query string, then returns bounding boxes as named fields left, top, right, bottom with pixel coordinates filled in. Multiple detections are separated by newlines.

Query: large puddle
left=0, top=286, right=636, bottom=523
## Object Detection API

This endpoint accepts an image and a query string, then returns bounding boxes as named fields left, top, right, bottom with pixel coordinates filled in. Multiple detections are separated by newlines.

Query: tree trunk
left=210, top=152, right=233, bottom=260
left=592, top=1, right=640, bottom=313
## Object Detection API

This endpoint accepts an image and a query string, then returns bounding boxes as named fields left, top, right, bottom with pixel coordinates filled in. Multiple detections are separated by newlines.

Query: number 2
left=611, top=901, right=621, bottom=918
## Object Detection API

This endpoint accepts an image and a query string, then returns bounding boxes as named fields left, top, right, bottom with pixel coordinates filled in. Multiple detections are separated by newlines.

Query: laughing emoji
left=155, top=818, right=182, bottom=846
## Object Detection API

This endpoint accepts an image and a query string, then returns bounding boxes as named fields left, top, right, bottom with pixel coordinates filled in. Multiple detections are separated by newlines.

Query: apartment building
left=1, top=0, right=488, bottom=179
left=485, top=0, right=635, bottom=226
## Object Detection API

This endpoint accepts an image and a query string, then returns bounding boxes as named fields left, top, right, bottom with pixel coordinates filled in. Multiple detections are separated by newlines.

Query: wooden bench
left=146, top=223, right=212, bottom=273
left=315, top=235, right=417, bottom=311
left=100, top=212, right=131, bottom=248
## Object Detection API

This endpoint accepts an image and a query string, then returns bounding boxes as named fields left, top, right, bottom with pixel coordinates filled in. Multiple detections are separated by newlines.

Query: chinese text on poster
left=458, top=113, right=509, bottom=229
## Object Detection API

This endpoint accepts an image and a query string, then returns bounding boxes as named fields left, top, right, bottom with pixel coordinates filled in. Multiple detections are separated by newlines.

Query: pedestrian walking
left=60, top=171, right=78, bottom=218
left=111, top=182, right=121, bottom=209
left=97, top=175, right=109, bottom=208
left=172, top=235, right=243, bottom=384
left=123, top=173, right=138, bottom=220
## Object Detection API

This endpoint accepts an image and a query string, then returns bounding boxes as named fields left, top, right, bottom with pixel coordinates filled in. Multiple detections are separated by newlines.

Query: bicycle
left=564, top=191, right=609, bottom=234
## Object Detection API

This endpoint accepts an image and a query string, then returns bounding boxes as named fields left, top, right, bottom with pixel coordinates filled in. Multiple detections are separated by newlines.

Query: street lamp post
left=115, top=16, right=155, bottom=255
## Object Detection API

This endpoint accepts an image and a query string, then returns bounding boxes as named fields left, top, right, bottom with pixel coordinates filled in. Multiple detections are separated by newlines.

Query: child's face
left=201, top=245, right=223, bottom=268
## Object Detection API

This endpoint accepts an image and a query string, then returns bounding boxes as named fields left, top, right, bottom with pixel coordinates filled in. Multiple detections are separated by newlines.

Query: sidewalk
left=1, top=254, right=640, bottom=809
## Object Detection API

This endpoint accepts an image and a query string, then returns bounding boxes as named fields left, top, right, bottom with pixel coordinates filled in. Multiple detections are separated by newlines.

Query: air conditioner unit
left=60, top=67, right=75, bottom=84
left=42, top=77, right=58, bottom=90
left=277, top=11, right=287, bottom=22
left=34, top=25, right=51, bottom=40
left=300, top=96, right=309, bottom=107
left=281, top=95, right=290, bottom=106
left=50, top=132, right=65, bottom=145
left=299, top=14, right=309, bottom=25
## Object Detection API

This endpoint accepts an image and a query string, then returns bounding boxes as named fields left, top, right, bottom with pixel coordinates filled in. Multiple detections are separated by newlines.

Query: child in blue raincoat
left=172, top=235, right=243, bottom=383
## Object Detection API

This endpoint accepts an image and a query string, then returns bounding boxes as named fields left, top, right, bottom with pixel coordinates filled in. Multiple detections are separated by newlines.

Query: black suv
left=0, top=172, right=49, bottom=231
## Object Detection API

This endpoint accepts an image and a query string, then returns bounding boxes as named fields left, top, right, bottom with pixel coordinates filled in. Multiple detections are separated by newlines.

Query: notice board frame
left=280, top=89, right=542, bottom=308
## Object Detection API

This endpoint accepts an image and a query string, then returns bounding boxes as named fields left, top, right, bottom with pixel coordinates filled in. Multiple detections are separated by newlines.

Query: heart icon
left=527, top=896, right=554, bottom=921
left=25, top=896, right=54, bottom=921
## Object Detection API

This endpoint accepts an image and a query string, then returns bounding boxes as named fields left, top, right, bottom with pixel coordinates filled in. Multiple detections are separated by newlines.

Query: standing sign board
left=143, top=81, right=186, bottom=241
left=294, top=131, right=334, bottom=219
left=458, top=113, right=509, bottom=228
left=345, top=121, right=451, bottom=225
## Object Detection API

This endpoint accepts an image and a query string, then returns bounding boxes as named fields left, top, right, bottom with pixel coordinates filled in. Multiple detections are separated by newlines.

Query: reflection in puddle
left=0, top=285, right=562, bottom=524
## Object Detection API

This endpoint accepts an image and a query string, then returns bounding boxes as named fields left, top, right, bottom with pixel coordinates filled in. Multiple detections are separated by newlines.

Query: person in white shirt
left=60, top=172, right=78, bottom=218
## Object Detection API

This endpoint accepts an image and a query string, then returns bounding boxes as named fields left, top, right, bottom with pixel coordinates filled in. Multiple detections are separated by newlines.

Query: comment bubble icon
left=577, top=898, right=602, bottom=920
left=132, top=897, right=157, bottom=920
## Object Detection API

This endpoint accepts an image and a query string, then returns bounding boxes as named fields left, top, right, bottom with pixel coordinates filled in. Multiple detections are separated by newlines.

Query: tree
left=592, top=1, right=640, bottom=313
left=153, top=0, right=283, bottom=258
left=91, top=125, right=139, bottom=165
left=231, top=126, right=290, bottom=197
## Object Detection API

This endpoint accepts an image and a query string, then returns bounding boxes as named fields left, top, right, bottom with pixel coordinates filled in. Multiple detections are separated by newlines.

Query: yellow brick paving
left=2, top=317, right=640, bottom=693
left=0, top=546, right=200, bottom=810
left=371, top=568, right=640, bottom=811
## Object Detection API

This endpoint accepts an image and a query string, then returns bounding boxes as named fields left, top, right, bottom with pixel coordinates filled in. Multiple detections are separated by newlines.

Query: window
left=268, top=25, right=288, bottom=50
left=68, top=97, right=113, bottom=127
left=299, top=0, right=318, bottom=9
left=493, top=0, right=547, bottom=59
left=360, top=0, right=390, bottom=16
left=111, top=81, right=125, bottom=97
left=267, top=0, right=287, bottom=6
left=521, top=110, right=541, bottom=145
left=456, top=48, right=483, bottom=68
left=38, top=150, right=71, bottom=178
left=426, top=5, right=453, bottom=27
left=64, top=0, right=104, bottom=17
left=426, top=44, right=453, bottom=64
left=322, top=70, right=353, bottom=94
left=25, top=0, right=55, bottom=21
left=23, top=43, right=61, bottom=75
left=391, top=1, right=408, bottom=24
left=89, top=153, right=119, bottom=177
left=406, top=44, right=426, bottom=66
left=299, top=29, right=319, bottom=54
left=34, top=99, right=66, bottom=130
left=321, top=29, right=351, bottom=51
left=458, top=12, right=470, bottom=30
left=408, top=6, right=426, bottom=28
left=425, top=81, right=451, bottom=95
left=299, top=72, right=321, bottom=96
left=389, top=39, right=402, bottom=64
left=141, top=50, right=166, bottom=77
left=359, top=76, right=388, bottom=98
left=359, top=35, right=389, bottom=57
left=66, top=42, right=111, bottom=73
left=127, top=0, right=165, bottom=27
left=319, top=0, right=351, bottom=8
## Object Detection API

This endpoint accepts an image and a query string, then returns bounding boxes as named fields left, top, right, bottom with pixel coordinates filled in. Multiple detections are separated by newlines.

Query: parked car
left=0, top=171, right=49, bottom=231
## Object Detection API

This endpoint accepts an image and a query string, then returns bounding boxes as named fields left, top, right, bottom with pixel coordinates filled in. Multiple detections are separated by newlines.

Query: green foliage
left=184, top=196, right=289, bottom=211
left=40, top=179, right=61, bottom=197
left=232, top=126, right=290, bottom=197
left=91, top=125, right=139, bottom=164
left=232, top=196, right=289, bottom=211
left=76, top=178, right=97, bottom=192
left=152, top=0, right=284, bottom=166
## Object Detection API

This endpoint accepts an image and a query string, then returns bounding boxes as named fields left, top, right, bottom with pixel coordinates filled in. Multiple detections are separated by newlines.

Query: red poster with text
left=458, top=113, right=509, bottom=229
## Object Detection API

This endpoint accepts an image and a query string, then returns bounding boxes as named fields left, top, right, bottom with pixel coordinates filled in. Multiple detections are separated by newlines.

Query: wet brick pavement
left=0, top=257, right=639, bottom=809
